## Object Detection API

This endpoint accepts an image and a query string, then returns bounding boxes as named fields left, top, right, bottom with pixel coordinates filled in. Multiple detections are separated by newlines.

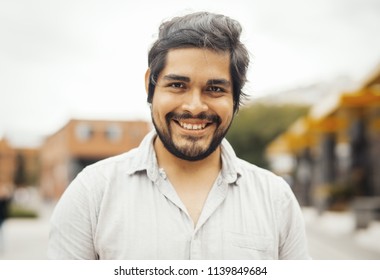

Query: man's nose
left=182, top=89, right=208, bottom=115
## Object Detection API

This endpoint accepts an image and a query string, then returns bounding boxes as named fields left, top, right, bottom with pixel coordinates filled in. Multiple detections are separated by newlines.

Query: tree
left=226, top=103, right=309, bottom=168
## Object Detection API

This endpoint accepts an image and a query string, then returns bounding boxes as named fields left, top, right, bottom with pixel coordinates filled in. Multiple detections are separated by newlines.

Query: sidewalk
left=0, top=201, right=54, bottom=260
left=303, top=207, right=380, bottom=259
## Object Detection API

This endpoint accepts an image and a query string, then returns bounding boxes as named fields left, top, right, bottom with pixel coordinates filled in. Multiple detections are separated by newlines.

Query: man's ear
left=144, top=68, right=151, bottom=94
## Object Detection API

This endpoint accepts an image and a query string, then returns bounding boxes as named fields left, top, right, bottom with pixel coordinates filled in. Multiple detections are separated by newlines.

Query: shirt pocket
left=224, top=232, right=274, bottom=260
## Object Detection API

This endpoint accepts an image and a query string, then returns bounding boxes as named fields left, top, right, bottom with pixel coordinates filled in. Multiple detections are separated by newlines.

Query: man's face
left=148, top=48, right=234, bottom=161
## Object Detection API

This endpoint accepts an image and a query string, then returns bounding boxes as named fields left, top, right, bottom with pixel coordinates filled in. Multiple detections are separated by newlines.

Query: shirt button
left=159, top=168, right=167, bottom=179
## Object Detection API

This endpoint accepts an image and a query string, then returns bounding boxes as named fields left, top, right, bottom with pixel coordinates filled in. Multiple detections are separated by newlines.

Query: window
left=105, top=124, right=122, bottom=142
left=75, top=123, right=93, bottom=141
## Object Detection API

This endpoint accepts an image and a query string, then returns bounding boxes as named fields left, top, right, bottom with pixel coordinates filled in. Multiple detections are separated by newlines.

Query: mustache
left=166, top=112, right=221, bottom=124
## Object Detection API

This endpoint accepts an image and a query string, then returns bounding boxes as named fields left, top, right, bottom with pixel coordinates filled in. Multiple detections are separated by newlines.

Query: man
left=48, top=12, right=310, bottom=259
left=0, top=185, right=11, bottom=251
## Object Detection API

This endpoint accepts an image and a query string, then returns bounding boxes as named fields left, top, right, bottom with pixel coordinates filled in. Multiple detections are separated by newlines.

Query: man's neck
left=153, top=136, right=222, bottom=226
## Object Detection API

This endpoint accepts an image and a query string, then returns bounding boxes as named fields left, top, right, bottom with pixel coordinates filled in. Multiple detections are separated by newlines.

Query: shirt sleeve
left=48, top=170, right=99, bottom=259
left=276, top=178, right=311, bottom=260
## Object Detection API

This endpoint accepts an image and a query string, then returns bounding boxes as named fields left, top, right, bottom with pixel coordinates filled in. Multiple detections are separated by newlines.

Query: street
left=307, top=222, right=380, bottom=259
left=304, top=207, right=380, bottom=259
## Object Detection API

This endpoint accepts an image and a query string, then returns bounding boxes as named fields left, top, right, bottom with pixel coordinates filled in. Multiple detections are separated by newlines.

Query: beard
left=152, top=111, right=231, bottom=161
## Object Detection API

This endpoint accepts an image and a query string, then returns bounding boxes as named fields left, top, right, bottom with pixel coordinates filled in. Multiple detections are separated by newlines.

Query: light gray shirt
left=48, top=130, right=310, bottom=259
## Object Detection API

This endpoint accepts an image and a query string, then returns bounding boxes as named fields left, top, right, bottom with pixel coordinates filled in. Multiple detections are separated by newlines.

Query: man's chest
left=93, top=183, right=277, bottom=259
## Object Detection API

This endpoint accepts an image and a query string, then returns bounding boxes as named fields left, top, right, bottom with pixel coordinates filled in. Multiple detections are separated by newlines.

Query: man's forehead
left=161, top=48, right=231, bottom=79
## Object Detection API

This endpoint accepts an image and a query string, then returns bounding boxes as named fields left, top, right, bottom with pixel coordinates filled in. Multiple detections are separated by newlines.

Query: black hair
left=147, top=12, right=249, bottom=113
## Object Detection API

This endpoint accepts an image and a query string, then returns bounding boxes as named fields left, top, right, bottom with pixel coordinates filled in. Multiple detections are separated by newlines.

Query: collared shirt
left=48, top=130, right=310, bottom=259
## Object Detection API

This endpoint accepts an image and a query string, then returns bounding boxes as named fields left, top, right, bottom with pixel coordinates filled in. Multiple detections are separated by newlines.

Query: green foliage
left=8, top=203, right=38, bottom=219
left=226, top=103, right=309, bottom=168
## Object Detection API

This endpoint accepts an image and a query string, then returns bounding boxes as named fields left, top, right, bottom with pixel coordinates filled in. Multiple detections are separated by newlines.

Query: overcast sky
left=1, top=0, right=380, bottom=146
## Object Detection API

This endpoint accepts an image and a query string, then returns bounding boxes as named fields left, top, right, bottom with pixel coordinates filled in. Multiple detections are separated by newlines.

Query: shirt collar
left=126, top=130, right=159, bottom=182
left=220, top=138, right=241, bottom=185
left=127, top=129, right=241, bottom=185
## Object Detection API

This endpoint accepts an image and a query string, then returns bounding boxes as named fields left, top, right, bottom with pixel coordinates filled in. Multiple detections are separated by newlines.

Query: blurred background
left=1, top=0, right=380, bottom=259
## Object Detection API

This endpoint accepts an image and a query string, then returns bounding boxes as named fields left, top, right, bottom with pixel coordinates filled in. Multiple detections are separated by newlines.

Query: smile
left=178, top=121, right=207, bottom=130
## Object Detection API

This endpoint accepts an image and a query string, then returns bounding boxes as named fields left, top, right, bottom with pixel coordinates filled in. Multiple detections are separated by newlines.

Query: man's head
left=146, top=12, right=249, bottom=162
left=147, top=12, right=249, bottom=114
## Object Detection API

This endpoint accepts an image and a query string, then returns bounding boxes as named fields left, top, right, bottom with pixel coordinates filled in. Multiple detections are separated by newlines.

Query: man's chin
left=170, top=140, right=222, bottom=161
left=173, top=150, right=213, bottom=162
left=153, top=121, right=226, bottom=162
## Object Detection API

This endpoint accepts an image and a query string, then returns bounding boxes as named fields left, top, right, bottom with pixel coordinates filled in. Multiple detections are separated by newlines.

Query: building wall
left=40, top=124, right=70, bottom=199
left=0, top=139, right=16, bottom=198
left=0, top=139, right=40, bottom=200
left=40, top=119, right=151, bottom=200
left=67, top=120, right=149, bottom=158
left=14, top=147, right=40, bottom=187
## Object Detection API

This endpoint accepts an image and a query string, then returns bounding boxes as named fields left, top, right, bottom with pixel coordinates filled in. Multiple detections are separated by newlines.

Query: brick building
left=0, top=138, right=40, bottom=199
left=40, top=119, right=151, bottom=200
left=0, top=138, right=16, bottom=198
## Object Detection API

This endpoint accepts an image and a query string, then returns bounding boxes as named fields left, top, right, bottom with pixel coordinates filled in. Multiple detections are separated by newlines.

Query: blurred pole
left=349, top=118, right=371, bottom=196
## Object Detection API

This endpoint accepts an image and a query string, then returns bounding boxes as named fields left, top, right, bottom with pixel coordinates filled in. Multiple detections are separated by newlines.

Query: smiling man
left=48, top=12, right=310, bottom=260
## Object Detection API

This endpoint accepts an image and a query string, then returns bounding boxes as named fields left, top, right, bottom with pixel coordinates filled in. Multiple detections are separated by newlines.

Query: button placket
left=189, top=232, right=202, bottom=259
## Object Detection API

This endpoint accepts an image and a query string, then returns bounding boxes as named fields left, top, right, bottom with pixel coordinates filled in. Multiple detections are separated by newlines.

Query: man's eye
left=207, top=86, right=224, bottom=93
left=170, top=82, right=185, bottom=88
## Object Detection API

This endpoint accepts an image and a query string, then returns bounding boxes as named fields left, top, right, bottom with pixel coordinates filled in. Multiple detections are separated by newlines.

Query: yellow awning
left=340, top=88, right=380, bottom=107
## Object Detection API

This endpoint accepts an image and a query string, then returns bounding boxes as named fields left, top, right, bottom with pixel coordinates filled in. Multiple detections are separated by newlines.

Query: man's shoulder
left=80, top=147, right=139, bottom=178
left=235, top=157, right=281, bottom=180
left=66, top=148, right=142, bottom=197
left=234, top=157, right=292, bottom=195
left=221, top=139, right=289, bottom=190
left=82, top=130, right=155, bottom=175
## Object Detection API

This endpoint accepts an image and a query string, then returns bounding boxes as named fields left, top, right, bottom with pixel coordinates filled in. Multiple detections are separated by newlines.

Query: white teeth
left=179, top=122, right=206, bottom=130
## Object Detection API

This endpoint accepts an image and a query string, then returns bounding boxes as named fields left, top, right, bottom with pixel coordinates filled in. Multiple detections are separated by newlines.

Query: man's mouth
left=178, top=121, right=208, bottom=130
left=167, top=112, right=220, bottom=131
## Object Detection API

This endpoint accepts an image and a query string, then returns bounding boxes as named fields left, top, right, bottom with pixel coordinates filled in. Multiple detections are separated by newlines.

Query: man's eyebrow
left=162, top=75, right=231, bottom=87
left=162, top=74, right=190, bottom=82
left=207, top=79, right=231, bottom=87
